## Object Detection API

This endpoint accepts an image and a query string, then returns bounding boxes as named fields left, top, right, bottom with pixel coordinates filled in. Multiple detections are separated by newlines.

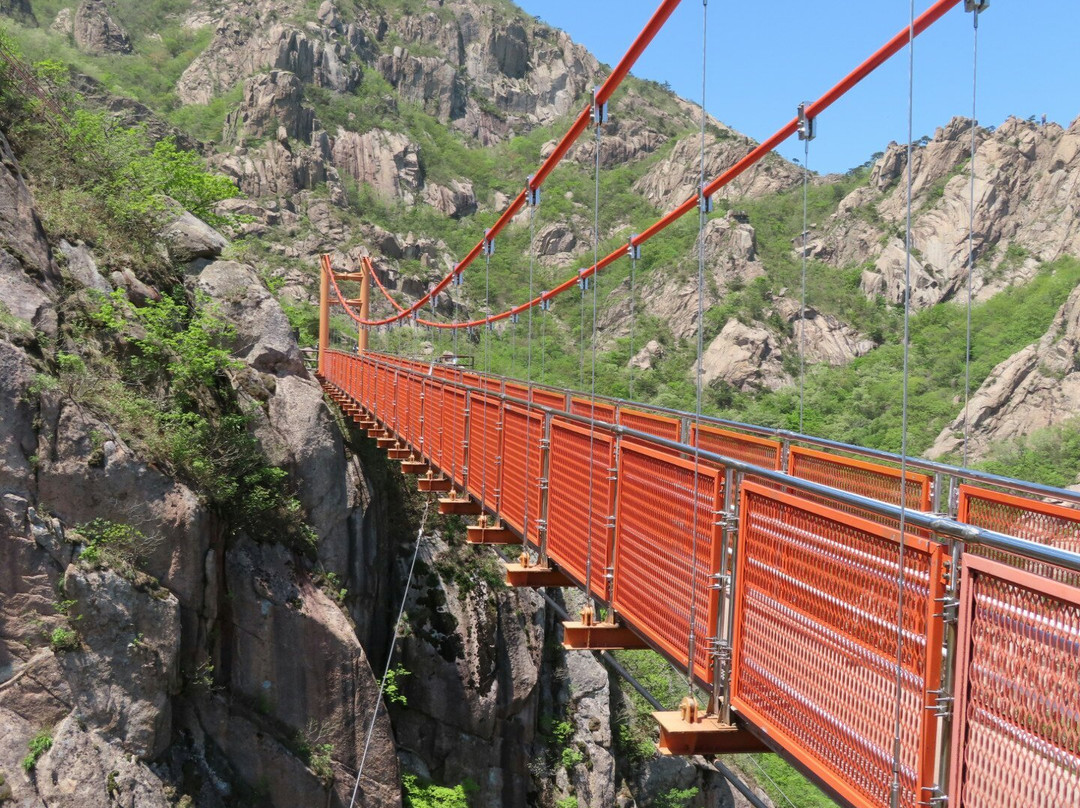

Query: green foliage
left=48, top=626, right=79, bottom=652
left=653, top=786, right=699, bottom=808
left=724, top=257, right=1080, bottom=453
left=555, top=797, right=580, bottom=808
left=382, top=663, right=411, bottom=706
left=735, top=753, right=835, bottom=808
left=76, top=518, right=159, bottom=579
left=20, top=730, right=52, bottom=772
left=560, top=746, right=584, bottom=770
left=402, top=773, right=476, bottom=808
left=975, top=417, right=1080, bottom=487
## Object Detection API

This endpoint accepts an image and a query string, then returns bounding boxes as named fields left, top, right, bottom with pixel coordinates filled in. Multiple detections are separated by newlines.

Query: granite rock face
left=73, top=0, right=133, bottom=55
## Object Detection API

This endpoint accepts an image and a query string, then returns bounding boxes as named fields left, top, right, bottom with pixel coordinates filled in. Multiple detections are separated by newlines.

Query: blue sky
left=514, top=1, right=1078, bottom=174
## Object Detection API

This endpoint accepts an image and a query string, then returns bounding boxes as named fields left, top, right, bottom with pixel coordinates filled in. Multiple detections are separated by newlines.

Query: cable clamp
left=486, top=317, right=494, bottom=332
left=920, top=786, right=948, bottom=808
left=526, top=176, right=541, bottom=207
left=483, top=230, right=495, bottom=256
left=606, top=515, right=617, bottom=530
left=699, top=185, right=714, bottom=213
left=964, top=0, right=988, bottom=13
left=627, top=235, right=641, bottom=260
left=591, top=87, right=608, bottom=126
left=936, top=594, right=960, bottom=624
left=510, top=313, right=520, bottom=324
left=540, top=293, right=552, bottom=312
left=797, top=102, right=816, bottom=141
left=578, top=269, right=591, bottom=291
left=452, top=269, right=464, bottom=287
left=539, top=438, right=551, bottom=449
left=538, top=478, right=549, bottom=491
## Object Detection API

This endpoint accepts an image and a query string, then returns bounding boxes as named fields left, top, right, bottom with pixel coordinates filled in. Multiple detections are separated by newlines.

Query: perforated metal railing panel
left=612, top=442, right=722, bottom=684
left=531, top=388, right=567, bottom=410
left=444, top=387, right=467, bottom=488
left=466, top=393, right=502, bottom=511
left=570, top=397, right=616, bottom=424
left=691, top=424, right=783, bottom=470
left=618, top=406, right=681, bottom=442
left=499, top=404, right=543, bottom=543
left=505, top=382, right=529, bottom=402
left=732, top=482, right=944, bottom=808
left=949, top=555, right=1080, bottom=808
left=547, top=418, right=615, bottom=600
left=958, top=484, right=1080, bottom=585
left=789, top=446, right=932, bottom=509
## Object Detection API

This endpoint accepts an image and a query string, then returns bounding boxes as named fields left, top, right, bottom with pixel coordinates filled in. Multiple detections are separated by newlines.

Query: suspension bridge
left=313, top=1, right=1080, bottom=807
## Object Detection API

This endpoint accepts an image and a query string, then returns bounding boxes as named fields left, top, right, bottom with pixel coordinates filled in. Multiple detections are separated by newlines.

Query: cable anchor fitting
left=483, top=230, right=495, bottom=256
left=526, top=176, right=541, bottom=207
left=452, top=269, right=464, bottom=287
left=540, top=293, right=552, bottom=312
left=797, top=102, right=816, bottom=141
left=699, top=185, right=714, bottom=214
left=578, top=269, right=591, bottom=291
left=627, top=235, right=641, bottom=260
left=591, top=87, right=608, bottom=126
left=964, top=0, right=988, bottom=13
left=510, top=313, right=520, bottom=324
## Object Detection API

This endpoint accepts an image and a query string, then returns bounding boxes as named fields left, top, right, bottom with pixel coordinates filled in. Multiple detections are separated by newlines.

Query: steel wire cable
left=889, top=3, right=917, bottom=806
left=348, top=497, right=431, bottom=808
left=686, top=0, right=709, bottom=697
left=628, top=248, right=638, bottom=399
left=798, top=134, right=810, bottom=433
left=963, top=9, right=981, bottom=469
left=524, top=194, right=538, bottom=547
left=584, top=108, right=603, bottom=604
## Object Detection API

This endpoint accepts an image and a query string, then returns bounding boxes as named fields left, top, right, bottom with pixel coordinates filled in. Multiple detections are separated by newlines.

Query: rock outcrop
left=929, top=284, right=1080, bottom=461
left=331, top=128, right=423, bottom=202
left=73, top=0, right=133, bottom=55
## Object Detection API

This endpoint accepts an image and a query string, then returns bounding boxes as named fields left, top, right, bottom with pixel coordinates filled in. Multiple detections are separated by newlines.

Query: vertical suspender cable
left=962, top=8, right=981, bottom=468
left=686, top=0, right=709, bottom=697
left=798, top=134, right=810, bottom=433
left=348, top=498, right=431, bottom=808
left=584, top=96, right=604, bottom=603
left=890, top=2, right=916, bottom=807
left=629, top=246, right=638, bottom=398
left=481, top=245, right=492, bottom=508
left=579, top=276, right=587, bottom=389
left=524, top=188, right=538, bottom=546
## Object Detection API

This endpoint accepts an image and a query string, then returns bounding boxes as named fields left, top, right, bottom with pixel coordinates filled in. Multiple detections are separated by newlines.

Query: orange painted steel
left=321, top=350, right=1080, bottom=808
left=612, top=441, right=723, bottom=685
left=570, top=397, right=616, bottom=424
left=498, top=404, right=544, bottom=543
left=957, top=484, right=1080, bottom=584
left=692, top=424, right=783, bottom=470
left=531, top=387, right=567, bottom=411
left=466, top=393, right=502, bottom=512
left=618, top=406, right=681, bottom=442
left=789, top=445, right=932, bottom=510
left=948, top=554, right=1080, bottom=808
left=546, top=418, right=616, bottom=600
left=731, top=483, right=945, bottom=808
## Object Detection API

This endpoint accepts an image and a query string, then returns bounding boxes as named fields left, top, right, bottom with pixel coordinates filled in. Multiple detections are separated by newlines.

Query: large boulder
left=162, top=211, right=228, bottom=263
left=701, top=319, right=789, bottom=392
left=184, top=259, right=304, bottom=375
left=73, top=0, right=133, bottom=55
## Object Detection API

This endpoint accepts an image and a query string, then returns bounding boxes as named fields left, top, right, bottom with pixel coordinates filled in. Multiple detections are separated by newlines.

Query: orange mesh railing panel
left=406, top=373, right=424, bottom=448
left=532, top=388, right=567, bottom=411
left=949, top=555, right=1080, bottom=808
left=466, top=393, right=502, bottom=511
left=789, top=446, right=932, bottom=510
left=570, top=397, right=616, bottom=425
left=442, top=387, right=467, bottom=488
left=619, top=406, right=681, bottom=442
left=498, top=404, right=544, bottom=543
left=612, top=441, right=723, bottom=683
left=958, top=485, right=1080, bottom=585
left=692, top=424, right=782, bottom=470
left=547, top=418, right=615, bottom=600
left=732, top=483, right=944, bottom=808
left=504, top=382, right=529, bottom=402
left=462, top=371, right=481, bottom=389
left=422, top=379, right=444, bottom=467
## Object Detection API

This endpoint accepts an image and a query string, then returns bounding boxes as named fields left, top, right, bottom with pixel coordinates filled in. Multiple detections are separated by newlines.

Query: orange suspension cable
left=333, top=0, right=962, bottom=331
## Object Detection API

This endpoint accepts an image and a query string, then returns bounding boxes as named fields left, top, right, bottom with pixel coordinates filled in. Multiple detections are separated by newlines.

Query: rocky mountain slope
left=1, top=0, right=1078, bottom=807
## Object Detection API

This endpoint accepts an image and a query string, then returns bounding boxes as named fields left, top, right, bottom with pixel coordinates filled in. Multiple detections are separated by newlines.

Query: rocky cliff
left=1, top=0, right=1078, bottom=806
